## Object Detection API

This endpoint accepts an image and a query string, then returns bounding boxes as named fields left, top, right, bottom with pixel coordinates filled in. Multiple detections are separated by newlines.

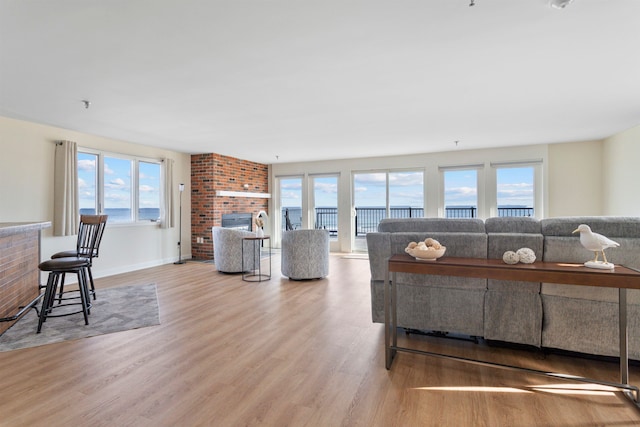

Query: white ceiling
left=1, top=0, right=639, bottom=164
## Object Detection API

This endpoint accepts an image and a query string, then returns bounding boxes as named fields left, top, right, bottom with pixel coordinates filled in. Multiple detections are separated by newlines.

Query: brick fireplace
left=190, top=153, right=269, bottom=260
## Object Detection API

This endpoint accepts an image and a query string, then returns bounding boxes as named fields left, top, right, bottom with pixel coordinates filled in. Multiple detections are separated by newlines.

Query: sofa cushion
left=378, top=218, right=485, bottom=233
left=485, top=216, right=541, bottom=234
left=389, top=232, right=487, bottom=258
left=541, top=216, right=640, bottom=238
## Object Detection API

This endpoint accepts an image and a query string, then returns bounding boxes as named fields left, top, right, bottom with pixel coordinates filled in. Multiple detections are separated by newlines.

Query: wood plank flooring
left=1, top=254, right=640, bottom=426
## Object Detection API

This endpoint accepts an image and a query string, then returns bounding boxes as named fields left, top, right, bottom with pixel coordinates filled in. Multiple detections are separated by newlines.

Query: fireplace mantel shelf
left=215, top=190, right=271, bottom=199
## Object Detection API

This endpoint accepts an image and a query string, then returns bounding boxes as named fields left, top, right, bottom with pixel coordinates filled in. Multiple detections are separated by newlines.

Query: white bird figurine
left=572, top=224, right=620, bottom=265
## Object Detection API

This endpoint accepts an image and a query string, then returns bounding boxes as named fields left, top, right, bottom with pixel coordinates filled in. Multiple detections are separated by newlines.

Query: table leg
left=619, top=287, right=640, bottom=405
left=242, top=240, right=246, bottom=281
left=384, top=268, right=398, bottom=370
left=255, top=240, right=261, bottom=279
left=392, top=271, right=398, bottom=351
left=267, top=239, right=271, bottom=278
left=385, top=266, right=391, bottom=369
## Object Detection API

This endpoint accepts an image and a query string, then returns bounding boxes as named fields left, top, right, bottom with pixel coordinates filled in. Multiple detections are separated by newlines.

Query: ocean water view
left=80, top=208, right=160, bottom=222
left=82, top=205, right=532, bottom=228
left=284, top=205, right=534, bottom=235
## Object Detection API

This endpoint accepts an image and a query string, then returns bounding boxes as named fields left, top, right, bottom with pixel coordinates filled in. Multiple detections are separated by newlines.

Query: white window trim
left=78, top=148, right=164, bottom=226
left=490, top=160, right=543, bottom=219
left=439, top=164, right=484, bottom=219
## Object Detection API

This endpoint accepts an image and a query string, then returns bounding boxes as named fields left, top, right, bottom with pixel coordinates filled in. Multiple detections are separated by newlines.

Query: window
left=353, top=170, right=424, bottom=251
left=78, top=150, right=163, bottom=224
left=104, top=156, right=133, bottom=222
left=443, top=168, right=478, bottom=218
left=139, top=161, right=162, bottom=221
left=496, top=166, right=534, bottom=217
left=78, top=152, right=98, bottom=215
left=389, top=171, right=424, bottom=219
left=280, top=177, right=302, bottom=231
left=312, top=175, right=339, bottom=240
left=491, top=160, right=542, bottom=218
left=353, top=172, right=386, bottom=235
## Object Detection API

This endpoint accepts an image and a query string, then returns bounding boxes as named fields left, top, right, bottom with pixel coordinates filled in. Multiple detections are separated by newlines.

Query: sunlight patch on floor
left=413, top=386, right=531, bottom=393
left=414, top=383, right=618, bottom=397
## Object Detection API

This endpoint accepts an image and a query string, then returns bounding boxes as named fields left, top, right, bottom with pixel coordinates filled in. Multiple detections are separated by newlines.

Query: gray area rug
left=0, top=283, right=160, bottom=352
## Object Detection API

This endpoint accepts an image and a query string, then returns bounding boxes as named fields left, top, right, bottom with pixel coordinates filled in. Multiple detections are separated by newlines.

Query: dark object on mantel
left=221, top=213, right=252, bottom=231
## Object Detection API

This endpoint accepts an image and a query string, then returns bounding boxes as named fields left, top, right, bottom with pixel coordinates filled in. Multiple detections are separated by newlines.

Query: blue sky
left=444, top=169, right=477, bottom=207
left=103, top=157, right=132, bottom=210
left=496, top=167, right=534, bottom=207
left=78, top=152, right=97, bottom=210
left=138, top=161, right=160, bottom=209
left=78, top=153, right=160, bottom=210
left=280, top=167, right=533, bottom=208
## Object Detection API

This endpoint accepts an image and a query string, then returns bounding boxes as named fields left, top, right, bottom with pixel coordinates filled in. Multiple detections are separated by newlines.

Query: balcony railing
left=497, top=207, right=534, bottom=217
left=445, top=207, right=476, bottom=218
left=354, top=207, right=424, bottom=236
left=315, top=207, right=338, bottom=236
left=283, top=206, right=534, bottom=235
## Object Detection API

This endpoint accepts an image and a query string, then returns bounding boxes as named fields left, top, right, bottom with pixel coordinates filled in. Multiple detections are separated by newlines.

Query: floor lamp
left=174, top=183, right=185, bottom=265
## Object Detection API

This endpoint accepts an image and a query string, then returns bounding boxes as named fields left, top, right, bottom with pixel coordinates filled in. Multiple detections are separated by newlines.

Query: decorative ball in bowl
left=407, top=246, right=446, bottom=261
left=405, top=238, right=446, bottom=261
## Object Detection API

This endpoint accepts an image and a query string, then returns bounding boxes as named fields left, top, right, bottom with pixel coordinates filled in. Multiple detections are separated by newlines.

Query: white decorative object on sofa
left=516, top=247, right=536, bottom=264
left=281, top=229, right=330, bottom=280
left=572, top=223, right=620, bottom=269
left=405, top=238, right=446, bottom=261
left=502, top=251, right=519, bottom=264
left=212, top=226, right=259, bottom=273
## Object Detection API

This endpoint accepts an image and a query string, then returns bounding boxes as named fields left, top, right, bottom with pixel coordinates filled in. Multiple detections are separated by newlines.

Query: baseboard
left=50, top=253, right=194, bottom=284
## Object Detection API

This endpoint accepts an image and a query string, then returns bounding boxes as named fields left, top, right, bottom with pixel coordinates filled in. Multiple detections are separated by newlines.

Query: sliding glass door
left=280, top=177, right=302, bottom=231
left=312, top=175, right=338, bottom=241
left=353, top=170, right=424, bottom=251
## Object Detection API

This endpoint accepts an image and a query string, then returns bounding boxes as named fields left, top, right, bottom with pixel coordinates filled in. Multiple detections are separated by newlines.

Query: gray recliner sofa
left=540, top=217, right=640, bottom=358
left=366, top=216, right=640, bottom=359
left=484, top=216, right=544, bottom=347
left=367, top=218, right=487, bottom=337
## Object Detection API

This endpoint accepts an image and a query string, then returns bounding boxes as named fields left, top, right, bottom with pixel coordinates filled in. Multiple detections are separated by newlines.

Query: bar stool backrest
left=77, top=215, right=108, bottom=260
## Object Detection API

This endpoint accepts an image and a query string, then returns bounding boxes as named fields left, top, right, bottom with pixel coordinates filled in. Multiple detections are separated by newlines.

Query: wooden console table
left=385, top=254, right=640, bottom=407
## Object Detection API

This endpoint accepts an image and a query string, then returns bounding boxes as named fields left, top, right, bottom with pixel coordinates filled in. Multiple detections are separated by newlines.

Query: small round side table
left=241, top=236, right=271, bottom=282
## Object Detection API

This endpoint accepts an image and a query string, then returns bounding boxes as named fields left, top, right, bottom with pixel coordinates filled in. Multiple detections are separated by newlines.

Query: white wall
left=603, top=124, right=640, bottom=216
left=0, top=116, right=191, bottom=279
left=547, top=140, right=603, bottom=217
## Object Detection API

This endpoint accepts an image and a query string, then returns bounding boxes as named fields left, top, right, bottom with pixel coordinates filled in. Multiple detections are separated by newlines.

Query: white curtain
left=161, top=157, right=175, bottom=229
left=53, top=140, right=79, bottom=236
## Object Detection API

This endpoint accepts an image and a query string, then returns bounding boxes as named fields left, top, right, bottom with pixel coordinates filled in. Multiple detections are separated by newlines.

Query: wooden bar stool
left=37, top=257, right=92, bottom=333
left=48, top=214, right=108, bottom=302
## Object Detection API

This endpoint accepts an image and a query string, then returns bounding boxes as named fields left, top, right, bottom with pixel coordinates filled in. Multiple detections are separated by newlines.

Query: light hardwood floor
left=1, top=254, right=640, bottom=426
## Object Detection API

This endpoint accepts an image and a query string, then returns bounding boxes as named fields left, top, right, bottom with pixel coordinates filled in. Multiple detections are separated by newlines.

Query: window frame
left=78, top=148, right=164, bottom=225
left=439, top=164, right=483, bottom=218
left=310, top=173, right=340, bottom=240
left=490, top=160, right=543, bottom=219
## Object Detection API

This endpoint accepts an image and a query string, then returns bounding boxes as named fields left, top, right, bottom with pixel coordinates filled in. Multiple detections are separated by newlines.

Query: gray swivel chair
left=212, top=226, right=260, bottom=273
left=281, top=229, right=330, bottom=280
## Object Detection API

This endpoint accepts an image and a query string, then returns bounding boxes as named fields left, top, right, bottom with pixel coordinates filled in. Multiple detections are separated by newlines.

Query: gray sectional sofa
left=366, top=216, right=640, bottom=359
